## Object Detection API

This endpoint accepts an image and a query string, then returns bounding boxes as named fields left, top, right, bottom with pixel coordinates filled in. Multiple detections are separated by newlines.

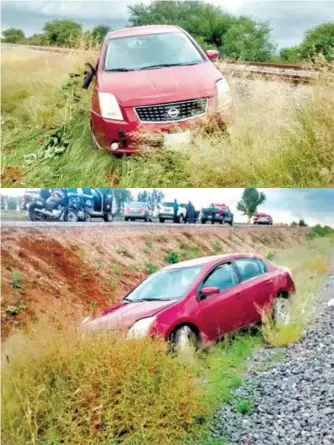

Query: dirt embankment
left=1, top=225, right=309, bottom=340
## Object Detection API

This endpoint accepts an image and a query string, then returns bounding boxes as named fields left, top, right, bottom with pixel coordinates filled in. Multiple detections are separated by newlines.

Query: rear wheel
left=201, top=219, right=206, bottom=224
left=125, top=217, right=129, bottom=222
left=229, top=218, right=233, bottom=226
left=84, top=211, right=91, bottom=222
left=159, top=217, right=165, bottom=223
left=28, top=204, right=45, bottom=222
left=103, top=213, right=113, bottom=222
left=273, top=295, right=291, bottom=326
left=172, top=326, right=198, bottom=354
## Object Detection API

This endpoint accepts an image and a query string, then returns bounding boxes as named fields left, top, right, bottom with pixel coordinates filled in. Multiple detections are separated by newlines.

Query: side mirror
left=200, top=286, right=220, bottom=299
left=82, top=63, right=96, bottom=90
left=206, top=49, right=219, bottom=61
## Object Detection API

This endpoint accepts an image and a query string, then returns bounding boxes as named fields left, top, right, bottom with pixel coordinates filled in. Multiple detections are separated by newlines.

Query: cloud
left=2, top=0, right=334, bottom=47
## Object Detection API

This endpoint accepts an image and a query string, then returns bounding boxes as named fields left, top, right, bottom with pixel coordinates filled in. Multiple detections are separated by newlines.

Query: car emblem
left=167, top=107, right=180, bottom=119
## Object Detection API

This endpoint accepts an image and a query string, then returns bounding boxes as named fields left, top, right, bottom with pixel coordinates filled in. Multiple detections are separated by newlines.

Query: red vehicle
left=254, top=213, right=273, bottom=225
left=82, top=25, right=233, bottom=154
left=83, top=253, right=295, bottom=350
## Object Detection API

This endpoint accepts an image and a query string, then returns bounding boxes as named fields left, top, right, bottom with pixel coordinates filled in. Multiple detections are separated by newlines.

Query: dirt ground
left=1, top=225, right=309, bottom=340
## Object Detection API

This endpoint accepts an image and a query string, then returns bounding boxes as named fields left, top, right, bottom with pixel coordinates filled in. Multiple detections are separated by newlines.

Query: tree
left=279, top=45, right=302, bottom=63
left=92, top=25, right=110, bottom=44
left=113, top=189, right=133, bottom=214
left=43, top=20, right=82, bottom=46
left=128, top=1, right=275, bottom=61
left=2, top=28, right=25, bottom=43
left=237, top=188, right=266, bottom=223
left=221, top=17, right=276, bottom=61
left=290, top=221, right=298, bottom=227
left=300, top=22, right=334, bottom=62
left=137, top=189, right=164, bottom=207
left=298, top=219, right=308, bottom=227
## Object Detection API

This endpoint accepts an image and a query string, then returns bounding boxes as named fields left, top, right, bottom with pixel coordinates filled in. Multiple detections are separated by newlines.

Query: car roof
left=163, top=253, right=263, bottom=270
left=106, top=25, right=181, bottom=40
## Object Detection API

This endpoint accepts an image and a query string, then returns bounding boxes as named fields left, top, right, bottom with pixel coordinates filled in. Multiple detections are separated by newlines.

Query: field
left=1, top=224, right=333, bottom=444
left=2, top=45, right=334, bottom=188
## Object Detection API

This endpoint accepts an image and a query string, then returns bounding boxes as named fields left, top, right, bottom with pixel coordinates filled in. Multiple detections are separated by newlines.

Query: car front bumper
left=91, top=100, right=233, bottom=154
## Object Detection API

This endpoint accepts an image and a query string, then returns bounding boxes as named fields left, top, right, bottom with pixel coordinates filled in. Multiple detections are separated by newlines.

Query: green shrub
left=235, top=399, right=253, bottom=414
left=266, top=251, right=275, bottom=260
left=145, top=263, right=159, bottom=274
left=11, top=270, right=22, bottom=289
left=165, top=251, right=180, bottom=264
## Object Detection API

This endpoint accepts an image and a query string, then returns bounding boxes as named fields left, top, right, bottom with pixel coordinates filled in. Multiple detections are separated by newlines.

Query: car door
left=234, top=257, right=276, bottom=325
left=197, top=262, right=245, bottom=340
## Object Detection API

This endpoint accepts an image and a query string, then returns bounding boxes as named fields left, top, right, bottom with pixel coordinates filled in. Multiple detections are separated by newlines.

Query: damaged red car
left=83, top=253, right=295, bottom=350
left=82, top=25, right=233, bottom=154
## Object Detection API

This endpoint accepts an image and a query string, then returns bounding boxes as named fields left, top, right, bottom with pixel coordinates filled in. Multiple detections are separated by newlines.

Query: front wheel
left=228, top=219, right=233, bottom=226
left=103, top=213, right=113, bottom=222
left=201, top=219, right=207, bottom=224
left=171, top=326, right=198, bottom=354
left=84, top=211, right=91, bottom=222
left=159, top=217, right=165, bottom=223
left=64, top=210, right=79, bottom=223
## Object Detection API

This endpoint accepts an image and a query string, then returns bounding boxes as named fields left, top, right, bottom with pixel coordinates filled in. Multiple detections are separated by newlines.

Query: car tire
left=144, top=216, right=148, bottom=222
left=201, top=219, right=206, bottom=224
left=65, top=210, right=79, bottom=223
left=103, top=213, right=113, bottom=222
left=172, top=326, right=198, bottom=354
left=84, top=211, right=91, bottom=222
left=229, top=218, right=233, bottom=226
left=273, top=295, right=291, bottom=326
left=159, top=217, right=165, bottom=223
left=125, top=217, right=129, bottom=222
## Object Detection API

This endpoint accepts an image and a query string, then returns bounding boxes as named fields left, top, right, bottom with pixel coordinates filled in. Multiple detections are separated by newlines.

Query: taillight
left=218, top=210, right=223, bottom=216
left=139, top=208, right=145, bottom=212
left=125, top=207, right=129, bottom=212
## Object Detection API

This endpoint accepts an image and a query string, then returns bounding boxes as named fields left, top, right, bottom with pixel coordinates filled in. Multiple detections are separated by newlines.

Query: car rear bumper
left=159, top=213, right=174, bottom=219
left=124, top=213, right=147, bottom=219
left=91, top=100, right=233, bottom=154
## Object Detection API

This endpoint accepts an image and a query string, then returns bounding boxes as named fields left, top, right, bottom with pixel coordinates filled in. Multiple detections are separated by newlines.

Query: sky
left=1, top=0, right=334, bottom=48
left=2, top=188, right=334, bottom=226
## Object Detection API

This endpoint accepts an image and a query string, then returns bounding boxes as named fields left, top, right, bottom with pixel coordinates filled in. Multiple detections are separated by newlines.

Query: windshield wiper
left=139, top=61, right=201, bottom=71
left=105, top=68, right=134, bottom=72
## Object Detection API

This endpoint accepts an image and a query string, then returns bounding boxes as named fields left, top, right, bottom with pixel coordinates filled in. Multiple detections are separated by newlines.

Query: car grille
left=135, top=98, right=208, bottom=123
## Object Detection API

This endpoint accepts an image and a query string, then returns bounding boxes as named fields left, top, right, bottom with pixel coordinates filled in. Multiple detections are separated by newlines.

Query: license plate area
left=163, top=130, right=191, bottom=147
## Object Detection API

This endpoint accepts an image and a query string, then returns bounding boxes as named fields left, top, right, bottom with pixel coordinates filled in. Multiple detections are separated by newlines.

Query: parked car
left=200, top=203, right=233, bottom=225
left=83, top=253, right=295, bottom=351
left=82, top=25, right=233, bottom=154
left=67, top=188, right=114, bottom=222
left=124, top=202, right=153, bottom=222
left=254, top=213, right=273, bottom=225
left=158, top=202, right=187, bottom=223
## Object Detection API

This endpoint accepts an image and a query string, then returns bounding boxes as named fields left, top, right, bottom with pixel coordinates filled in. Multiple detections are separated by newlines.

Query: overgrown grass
left=2, top=47, right=334, bottom=187
left=2, top=329, right=205, bottom=445
left=261, top=237, right=333, bottom=346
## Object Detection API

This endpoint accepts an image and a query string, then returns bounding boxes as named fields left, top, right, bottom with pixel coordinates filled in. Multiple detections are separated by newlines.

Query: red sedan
left=84, top=253, right=295, bottom=350
left=83, top=25, right=233, bottom=154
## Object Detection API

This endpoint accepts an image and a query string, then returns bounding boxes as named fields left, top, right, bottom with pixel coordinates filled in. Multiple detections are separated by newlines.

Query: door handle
left=265, top=279, right=273, bottom=284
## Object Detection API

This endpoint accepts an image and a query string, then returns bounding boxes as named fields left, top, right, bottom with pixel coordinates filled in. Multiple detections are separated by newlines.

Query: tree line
left=2, top=0, right=333, bottom=62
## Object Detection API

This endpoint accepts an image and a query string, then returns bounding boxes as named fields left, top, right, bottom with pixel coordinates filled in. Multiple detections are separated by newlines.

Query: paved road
left=1, top=220, right=260, bottom=229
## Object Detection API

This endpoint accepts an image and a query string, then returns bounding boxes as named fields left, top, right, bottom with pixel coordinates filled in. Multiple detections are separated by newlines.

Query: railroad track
left=4, top=43, right=332, bottom=85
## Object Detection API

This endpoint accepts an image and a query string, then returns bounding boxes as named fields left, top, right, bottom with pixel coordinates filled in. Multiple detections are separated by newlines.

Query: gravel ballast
left=211, top=265, right=334, bottom=445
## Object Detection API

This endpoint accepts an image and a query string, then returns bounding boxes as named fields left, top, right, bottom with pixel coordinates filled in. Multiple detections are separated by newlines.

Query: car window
left=257, top=259, right=267, bottom=273
left=235, top=258, right=263, bottom=281
left=104, top=31, right=203, bottom=72
left=202, top=263, right=238, bottom=292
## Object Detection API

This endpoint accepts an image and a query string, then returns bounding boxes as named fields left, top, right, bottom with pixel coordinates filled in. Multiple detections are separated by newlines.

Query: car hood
left=98, top=62, right=222, bottom=107
left=85, top=299, right=176, bottom=330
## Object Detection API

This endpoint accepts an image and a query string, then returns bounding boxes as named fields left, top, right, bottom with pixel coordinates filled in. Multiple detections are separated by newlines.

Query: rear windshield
left=128, top=202, right=146, bottom=208
left=104, top=31, right=204, bottom=72
left=163, top=202, right=174, bottom=207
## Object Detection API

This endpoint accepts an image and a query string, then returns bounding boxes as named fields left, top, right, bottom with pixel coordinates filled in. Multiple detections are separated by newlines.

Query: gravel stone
left=210, top=258, right=334, bottom=445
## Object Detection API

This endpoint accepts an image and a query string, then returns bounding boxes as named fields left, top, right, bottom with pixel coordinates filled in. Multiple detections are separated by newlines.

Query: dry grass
left=1, top=46, right=334, bottom=187
left=261, top=238, right=333, bottom=347
left=1, top=327, right=205, bottom=445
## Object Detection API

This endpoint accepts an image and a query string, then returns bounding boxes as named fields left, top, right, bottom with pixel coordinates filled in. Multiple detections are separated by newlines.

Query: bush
left=2, top=329, right=204, bottom=445
left=145, top=263, right=159, bottom=274
left=165, top=251, right=180, bottom=264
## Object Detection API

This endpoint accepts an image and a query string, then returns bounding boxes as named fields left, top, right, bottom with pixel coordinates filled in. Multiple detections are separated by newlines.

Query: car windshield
left=125, top=266, right=203, bottom=302
left=162, top=202, right=174, bottom=207
left=128, top=202, right=146, bottom=208
left=104, top=31, right=204, bottom=72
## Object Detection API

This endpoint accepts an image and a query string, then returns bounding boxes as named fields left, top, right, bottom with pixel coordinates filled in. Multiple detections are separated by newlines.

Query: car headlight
left=98, top=92, right=124, bottom=120
left=216, top=78, right=232, bottom=109
left=127, top=316, right=156, bottom=339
